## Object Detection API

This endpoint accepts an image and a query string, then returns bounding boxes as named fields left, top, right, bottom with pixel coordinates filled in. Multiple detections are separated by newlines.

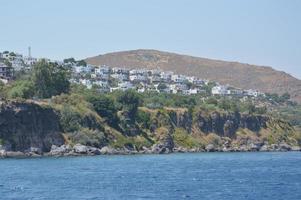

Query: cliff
left=0, top=101, right=64, bottom=153
left=0, top=101, right=300, bottom=158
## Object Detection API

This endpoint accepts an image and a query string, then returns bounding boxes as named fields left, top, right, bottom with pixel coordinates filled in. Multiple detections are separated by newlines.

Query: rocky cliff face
left=166, top=110, right=268, bottom=138
left=0, top=101, right=64, bottom=152
left=0, top=101, right=299, bottom=158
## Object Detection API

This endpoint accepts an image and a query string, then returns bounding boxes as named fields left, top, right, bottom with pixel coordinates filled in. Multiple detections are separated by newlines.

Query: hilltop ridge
left=86, top=49, right=301, bottom=103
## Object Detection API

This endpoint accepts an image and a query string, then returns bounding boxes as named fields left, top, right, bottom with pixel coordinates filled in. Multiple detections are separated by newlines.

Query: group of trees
left=265, top=92, right=291, bottom=104
left=1, top=60, right=70, bottom=99
left=1, top=59, right=297, bottom=126
left=63, top=57, right=87, bottom=66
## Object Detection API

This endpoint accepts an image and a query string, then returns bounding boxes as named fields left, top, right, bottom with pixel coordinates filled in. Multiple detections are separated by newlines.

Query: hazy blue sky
left=1, top=0, right=301, bottom=78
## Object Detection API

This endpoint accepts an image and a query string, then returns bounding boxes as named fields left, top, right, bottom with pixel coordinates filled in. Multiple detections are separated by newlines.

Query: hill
left=86, top=49, right=301, bottom=103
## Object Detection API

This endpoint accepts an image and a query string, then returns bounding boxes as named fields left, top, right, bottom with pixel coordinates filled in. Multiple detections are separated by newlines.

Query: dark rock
left=291, top=146, right=301, bottom=151
left=5, top=151, right=26, bottom=158
left=194, top=111, right=268, bottom=138
left=152, top=132, right=174, bottom=154
left=279, top=143, right=291, bottom=151
left=87, top=146, right=101, bottom=155
left=26, top=147, right=42, bottom=155
left=0, top=102, right=65, bottom=152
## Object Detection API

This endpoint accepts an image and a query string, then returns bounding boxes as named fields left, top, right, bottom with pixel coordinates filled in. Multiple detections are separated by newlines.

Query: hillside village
left=0, top=50, right=264, bottom=98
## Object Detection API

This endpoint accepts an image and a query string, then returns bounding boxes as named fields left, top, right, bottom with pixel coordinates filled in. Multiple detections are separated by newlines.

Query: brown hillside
left=86, top=49, right=301, bottom=103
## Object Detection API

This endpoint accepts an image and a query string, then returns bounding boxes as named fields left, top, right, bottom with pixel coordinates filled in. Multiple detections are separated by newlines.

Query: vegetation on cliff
left=0, top=61, right=300, bottom=155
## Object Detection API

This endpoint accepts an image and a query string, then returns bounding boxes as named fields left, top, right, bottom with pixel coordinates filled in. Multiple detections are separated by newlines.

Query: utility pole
left=28, top=46, right=31, bottom=58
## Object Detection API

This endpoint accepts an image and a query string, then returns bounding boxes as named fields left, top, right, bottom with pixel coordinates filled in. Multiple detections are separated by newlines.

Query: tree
left=206, top=97, right=218, bottom=105
left=88, top=95, right=118, bottom=126
left=117, top=90, right=142, bottom=118
left=9, top=52, right=16, bottom=57
left=0, top=81, right=6, bottom=99
left=63, top=57, right=76, bottom=63
left=218, top=98, right=231, bottom=110
left=4, top=60, right=12, bottom=67
left=136, top=110, right=151, bottom=129
left=244, top=101, right=256, bottom=114
left=77, top=60, right=87, bottom=66
left=52, top=65, right=70, bottom=95
left=280, top=93, right=290, bottom=102
left=32, top=60, right=70, bottom=98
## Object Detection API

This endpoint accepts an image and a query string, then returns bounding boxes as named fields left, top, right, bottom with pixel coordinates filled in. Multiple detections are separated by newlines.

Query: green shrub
left=66, top=128, right=107, bottom=148
left=136, top=110, right=151, bottom=129
left=173, top=128, right=203, bottom=148
left=87, top=94, right=118, bottom=126
left=59, top=105, right=82, bottom=132
left=6, top=80, right=34, bottom=99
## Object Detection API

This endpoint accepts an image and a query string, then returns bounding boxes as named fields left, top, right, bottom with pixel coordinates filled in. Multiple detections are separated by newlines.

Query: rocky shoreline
left=1, top=142, right=300, bottom=159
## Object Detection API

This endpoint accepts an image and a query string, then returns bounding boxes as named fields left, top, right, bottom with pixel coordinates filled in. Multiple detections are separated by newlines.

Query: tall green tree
left=32, top=60, right=70, bottom=98
left=87, top=95, right=118, bottom=126
left=117, top=90, right=142, bottom=118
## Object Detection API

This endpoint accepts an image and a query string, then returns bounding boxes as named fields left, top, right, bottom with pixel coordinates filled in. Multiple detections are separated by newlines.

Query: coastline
left=1, top=143, right=300, bottom=159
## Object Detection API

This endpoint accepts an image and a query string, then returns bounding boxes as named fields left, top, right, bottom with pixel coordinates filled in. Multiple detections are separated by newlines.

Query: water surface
left=1, top=152, right=301, bottom=200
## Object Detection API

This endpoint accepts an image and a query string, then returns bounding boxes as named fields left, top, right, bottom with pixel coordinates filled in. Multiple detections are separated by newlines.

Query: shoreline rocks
left=1, top=142, right=300, bottom=159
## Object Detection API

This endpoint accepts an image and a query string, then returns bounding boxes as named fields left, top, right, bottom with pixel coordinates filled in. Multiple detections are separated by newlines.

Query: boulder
left=270, top=144, right=279, bottom=151
left=222, top=146, right=230, bottom=152
left=239, top=145, right=249, bottom=152
left=100, top=146, right=116, bottom=154
left=249, top=143, right=260, bottom=151
left=87, top=147, right=101, bottom=155
left=173, top=147, right=189, bottom=153
left=26, top=147, right=42, bottom=155
left=291, top=146, right=301, bottom=151
left=259, top=145, right=269, bottom=152
left=50, top=144, right=72, bottom=155
left=151, top=143, right=172, bottom=154
left=73, top=144, right=89, bottom=154
left=279, top=143, right=291, bottom=151
left=5, top=151, right=26, bottom=158
left=0, top=149, right=6, bottom=157
left=205, top=144, right=215, bottom=152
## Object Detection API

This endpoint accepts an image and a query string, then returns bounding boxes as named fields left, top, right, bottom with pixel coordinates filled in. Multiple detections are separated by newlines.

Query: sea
left=0, top=152, right=301, bottom=200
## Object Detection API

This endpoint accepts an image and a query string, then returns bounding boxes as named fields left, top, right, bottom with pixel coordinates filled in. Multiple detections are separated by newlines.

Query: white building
left=188, top=77, right=204, bottom=86
left=111, top=73, right=129, bottom=81
left=79, top=79, right=92, bottom=89
left=24, top=56, right=37, bottom=66
left=129, top=74, right=148, bottom=82
left=110, top=81, right=134, bottom=92
left=95, top=65, right=110, bottom=74
left=246, top=89, right=260, bottom=97
left=111, top=67, right=129, bottom=74
left=160, top=71, right=173, bottom=82
left=92, top=81, right=108, bottom=90
left=171, top=74, right=187, bottom=83
left=0, top=63, right=12, bottom=83
left=73, top=65, right=93, bottom=74
left=212, top=85, right=229, bottom=95
left=129, top=69, right=148, bottom=82
left=11, top=59, right=24, bottom=71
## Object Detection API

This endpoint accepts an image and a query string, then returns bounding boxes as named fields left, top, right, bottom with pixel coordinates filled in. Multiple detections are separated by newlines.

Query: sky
left=1, top=0, right=301, bottom=79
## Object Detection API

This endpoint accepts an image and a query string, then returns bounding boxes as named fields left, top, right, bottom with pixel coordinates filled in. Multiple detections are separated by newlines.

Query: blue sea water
left=0, top=152, right=301, bottom=200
